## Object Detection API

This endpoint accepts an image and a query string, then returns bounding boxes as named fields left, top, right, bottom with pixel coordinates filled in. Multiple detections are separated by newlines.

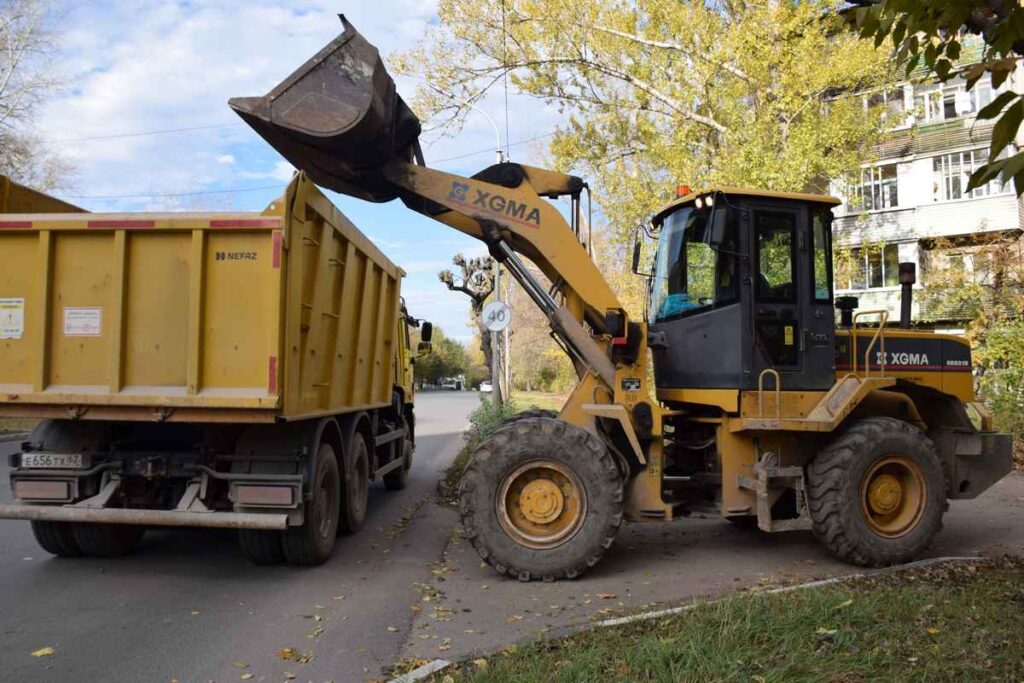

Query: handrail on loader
left=851, top=309, right=890, bottom=379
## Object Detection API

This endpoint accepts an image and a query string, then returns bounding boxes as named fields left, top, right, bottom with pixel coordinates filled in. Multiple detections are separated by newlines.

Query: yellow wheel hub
left=866, top=473, right=903, bottom=514
left=497, top=460, right=587, bottom=549
left=519, top=479, right=565, bottom=524
left=860, top=455, right=926, bottom=538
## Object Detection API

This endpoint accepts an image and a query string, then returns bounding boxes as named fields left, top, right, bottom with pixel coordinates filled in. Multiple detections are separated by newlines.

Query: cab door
left=748, top=202, right=833, bottom=391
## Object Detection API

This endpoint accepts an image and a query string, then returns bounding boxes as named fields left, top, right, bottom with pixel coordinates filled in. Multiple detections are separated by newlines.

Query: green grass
left=509, top=391, right=568, bottom=413
left=432, top=559, right=1024, bottom=682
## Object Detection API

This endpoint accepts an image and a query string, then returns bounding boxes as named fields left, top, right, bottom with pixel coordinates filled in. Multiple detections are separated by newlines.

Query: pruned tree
left=0, top=0, right=73, bottom=190
left=438, top=253, right=500, bottom=398
left=393, top=0, right=893, bottom=245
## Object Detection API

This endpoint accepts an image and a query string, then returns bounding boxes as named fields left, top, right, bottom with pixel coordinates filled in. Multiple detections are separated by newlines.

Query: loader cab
left=646, top=188, right=841, bottom=395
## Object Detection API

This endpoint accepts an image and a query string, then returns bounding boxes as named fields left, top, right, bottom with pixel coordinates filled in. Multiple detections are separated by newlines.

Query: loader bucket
left=229, top=15, right=421, bottom=203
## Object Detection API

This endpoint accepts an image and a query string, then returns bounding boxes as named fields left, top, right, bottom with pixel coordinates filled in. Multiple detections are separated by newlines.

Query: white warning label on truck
left=0, top=298, right=25, bottom=339
left=63, top=307, right=102, bottom=337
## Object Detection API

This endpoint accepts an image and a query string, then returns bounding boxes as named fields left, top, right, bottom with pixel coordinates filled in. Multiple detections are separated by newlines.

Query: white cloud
left=215, top=154, right=235, bottom=165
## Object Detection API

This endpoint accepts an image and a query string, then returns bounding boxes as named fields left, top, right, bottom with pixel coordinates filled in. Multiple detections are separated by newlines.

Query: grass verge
left=509, top=391, right=567, bottom=412
left=431, top=557, right=1024, bottom=682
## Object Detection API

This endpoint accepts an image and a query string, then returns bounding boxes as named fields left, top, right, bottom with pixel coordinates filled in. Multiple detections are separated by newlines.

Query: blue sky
left=35, top=1, right=565, bottom=342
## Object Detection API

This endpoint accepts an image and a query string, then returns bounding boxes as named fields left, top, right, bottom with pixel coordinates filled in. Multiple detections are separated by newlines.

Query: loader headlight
left=694, top=196, right=704, bottom=209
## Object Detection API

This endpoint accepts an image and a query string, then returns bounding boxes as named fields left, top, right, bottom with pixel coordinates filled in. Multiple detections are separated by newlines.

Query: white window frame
left=854, top=164, right=900, bottom=212
left=842, top=244, right=901, bottom=292
left=932, top=148, right=1011, bottom=202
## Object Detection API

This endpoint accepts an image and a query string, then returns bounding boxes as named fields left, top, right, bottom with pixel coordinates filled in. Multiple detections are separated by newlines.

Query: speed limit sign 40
left=482, top=301, right=511, bottom=332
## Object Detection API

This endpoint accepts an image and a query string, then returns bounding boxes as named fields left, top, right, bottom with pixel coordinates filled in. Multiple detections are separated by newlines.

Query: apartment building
left=831, top=56, right=1024, bottom=331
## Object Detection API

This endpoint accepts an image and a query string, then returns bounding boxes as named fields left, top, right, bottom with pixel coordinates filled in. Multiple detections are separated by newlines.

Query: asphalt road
left=2, top=393, right=1022, bottom=682
left=0, top=391, right=480, bottom=683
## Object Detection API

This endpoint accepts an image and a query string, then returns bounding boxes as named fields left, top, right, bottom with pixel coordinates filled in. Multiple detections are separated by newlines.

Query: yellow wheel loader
left=231, top=16, right=1013, bottom=580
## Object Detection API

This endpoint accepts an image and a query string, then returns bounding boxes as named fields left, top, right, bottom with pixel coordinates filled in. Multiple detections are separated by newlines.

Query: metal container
left=0, top=173, right=405, bottom=424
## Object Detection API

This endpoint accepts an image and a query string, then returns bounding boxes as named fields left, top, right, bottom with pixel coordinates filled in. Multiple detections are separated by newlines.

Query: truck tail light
left=233, top=485, right=294, bottom=507
left=14, top=480, right=70, bottom=501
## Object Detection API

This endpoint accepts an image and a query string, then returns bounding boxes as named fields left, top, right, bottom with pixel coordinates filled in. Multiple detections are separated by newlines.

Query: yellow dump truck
left=0, top=173, right=431, bottom=565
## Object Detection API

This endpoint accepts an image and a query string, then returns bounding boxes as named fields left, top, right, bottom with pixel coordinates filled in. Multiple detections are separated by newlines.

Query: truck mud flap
left=0, top=504, right=289, bottom=530
left=229, top=14, right=421, bottom=203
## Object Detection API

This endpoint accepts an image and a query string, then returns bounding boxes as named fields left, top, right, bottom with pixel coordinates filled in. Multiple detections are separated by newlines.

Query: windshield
left=649, top=206, right=738, bottom=322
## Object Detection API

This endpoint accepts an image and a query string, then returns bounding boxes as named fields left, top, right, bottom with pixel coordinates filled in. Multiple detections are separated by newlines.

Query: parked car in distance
left=479, top=381, right=493, bottom=393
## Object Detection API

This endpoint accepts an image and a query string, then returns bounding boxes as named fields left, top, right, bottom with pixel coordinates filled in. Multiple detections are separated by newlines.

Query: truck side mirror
left=420, top=321, right=433, bottom=343
left=707, top=201, right=728, bottom=250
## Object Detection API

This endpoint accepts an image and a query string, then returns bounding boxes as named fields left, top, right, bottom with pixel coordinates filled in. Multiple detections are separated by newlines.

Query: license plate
left=21, top=453, right=84, bottom=469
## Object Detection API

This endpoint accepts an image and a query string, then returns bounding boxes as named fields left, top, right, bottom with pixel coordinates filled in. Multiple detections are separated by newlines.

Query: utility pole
left=491, top=146, right=504, bottom=405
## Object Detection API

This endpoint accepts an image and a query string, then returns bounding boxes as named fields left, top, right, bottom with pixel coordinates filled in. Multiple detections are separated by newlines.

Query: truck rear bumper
left=0, top=503, right=289, bottom=530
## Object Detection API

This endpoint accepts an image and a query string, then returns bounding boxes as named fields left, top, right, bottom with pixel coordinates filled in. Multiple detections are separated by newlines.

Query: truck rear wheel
left=72, top=523, right=145, bottom=558
left=283, top=443, right=340, bottom=566
left=339, top=434, right=370, bottom=533
left=238, top=530, right=285, bottom=565
left=383, top=417, right=412, bottom=491
left=31, top=521, right=82, bottom=557
left=807, top=417, right=945, bottom=567
left=459, top=417, right=624, bottom=582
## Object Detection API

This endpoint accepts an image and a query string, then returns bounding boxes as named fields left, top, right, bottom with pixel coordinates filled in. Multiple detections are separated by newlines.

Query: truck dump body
left=0, top=173, right=404, bottom=423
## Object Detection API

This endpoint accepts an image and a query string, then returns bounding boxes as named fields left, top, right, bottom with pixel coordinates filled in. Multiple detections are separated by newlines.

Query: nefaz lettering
left=875, top=351, right=930, bottom=366
left=215, top=251, right=258, bottom=261
left=446, top=181, right=541, bottom=227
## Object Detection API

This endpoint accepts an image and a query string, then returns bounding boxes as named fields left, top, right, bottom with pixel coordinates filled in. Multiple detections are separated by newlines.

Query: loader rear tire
left=283, top=443, right=340, bottom=566
left=238, top=530, right=284, bottom=565
left=72, top=523, right=145, bottom=558
left=807, top=417, right=945, bottom=567
left=31, top=521, right=82, bottom=557
left=459, top=417, right=624, bottom=582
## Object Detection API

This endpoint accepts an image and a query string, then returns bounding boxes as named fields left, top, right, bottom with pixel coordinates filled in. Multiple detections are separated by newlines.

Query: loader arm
left=380, top=160, right=623, bottom=388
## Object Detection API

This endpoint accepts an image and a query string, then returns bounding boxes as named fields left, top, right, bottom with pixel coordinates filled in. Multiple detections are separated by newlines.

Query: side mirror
left=707, top=201, right=728, bottom=250
left=631, top=225, right=652, bottom=277
left=420, top=321, right=433, bottom=343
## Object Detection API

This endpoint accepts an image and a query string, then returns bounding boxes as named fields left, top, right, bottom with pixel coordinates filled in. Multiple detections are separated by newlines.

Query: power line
left=60, top=132, right=558, bottom=200
left=52, top=122, right=244, bottom=143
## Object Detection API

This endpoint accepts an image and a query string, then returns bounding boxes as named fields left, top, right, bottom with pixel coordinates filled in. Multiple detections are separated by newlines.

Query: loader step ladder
left=733, top=310, right=893, bottom=433
left=736, top=453, right=812, bottom=532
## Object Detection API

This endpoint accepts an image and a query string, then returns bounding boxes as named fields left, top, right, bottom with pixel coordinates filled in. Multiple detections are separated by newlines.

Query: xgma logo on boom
left=447, top=181, right=542, bottom=227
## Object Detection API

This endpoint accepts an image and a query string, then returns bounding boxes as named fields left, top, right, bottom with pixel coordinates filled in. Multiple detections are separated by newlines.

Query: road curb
left=388, top=555, right=989, bottom=682
left=0, top=432, right=28, bottom=444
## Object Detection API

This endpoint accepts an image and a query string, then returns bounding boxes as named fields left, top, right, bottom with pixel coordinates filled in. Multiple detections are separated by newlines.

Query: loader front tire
left=31, top=521, right=82, bottom=557
left=282, top=443, right=340, bottom=566
left=459, top=417, right=624, bottom=582
left=807, top=417, right=945, bottom=567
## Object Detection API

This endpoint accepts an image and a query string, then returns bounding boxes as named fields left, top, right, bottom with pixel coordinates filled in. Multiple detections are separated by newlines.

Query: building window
left=855, top=165, right=899, bottom=211
left=933, top=148, right=1010, bottom=201
left=914, top=77, right=998, bottom=123
left=865, top=87, right=907, bottom=126
left=845, top=244, right=900, bottom=290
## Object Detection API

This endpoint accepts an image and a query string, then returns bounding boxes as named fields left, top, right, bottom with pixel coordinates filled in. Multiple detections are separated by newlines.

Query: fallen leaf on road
left=240, top=674, right=253, bottom=681
left=386, top=626, right=399, bottom=632
left=277, top=648, right=296, bottom=661
left=927, top=627, right=940, bottom=635
left=314, top=604, right=326, bottom=609
left=233, top=661, right=249, bottom=668
left=314, top=614, right=323, bottom=622
left=331, top=595, right=345, bottom=601
left=438, top=638, right=452, bottom=652
left=505, top=615, right=523, bottom=622
left=30, top=647, right=54, bottom=657
left=410, top=603, right=421, bottom=613
left=284, top=673, right=296, bottom=680
left=190, top=610, right=200, bottom=616
left=598, top=594, right=617, bottom=600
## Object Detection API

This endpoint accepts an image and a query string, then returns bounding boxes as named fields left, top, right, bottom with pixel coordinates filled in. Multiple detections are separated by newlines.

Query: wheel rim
left=496, top=459, right=587, bottom=549
left=859, top=454, right=926, bottom=538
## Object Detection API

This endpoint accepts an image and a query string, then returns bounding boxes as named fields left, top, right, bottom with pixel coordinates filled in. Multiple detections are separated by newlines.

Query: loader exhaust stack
left=229, top=15, right=422, bottom=203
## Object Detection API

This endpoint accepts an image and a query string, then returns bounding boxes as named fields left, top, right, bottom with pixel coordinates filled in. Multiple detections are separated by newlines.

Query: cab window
left=811, top=210, right=833, bottom=302
left=755, top=211, right=796, bottom=302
